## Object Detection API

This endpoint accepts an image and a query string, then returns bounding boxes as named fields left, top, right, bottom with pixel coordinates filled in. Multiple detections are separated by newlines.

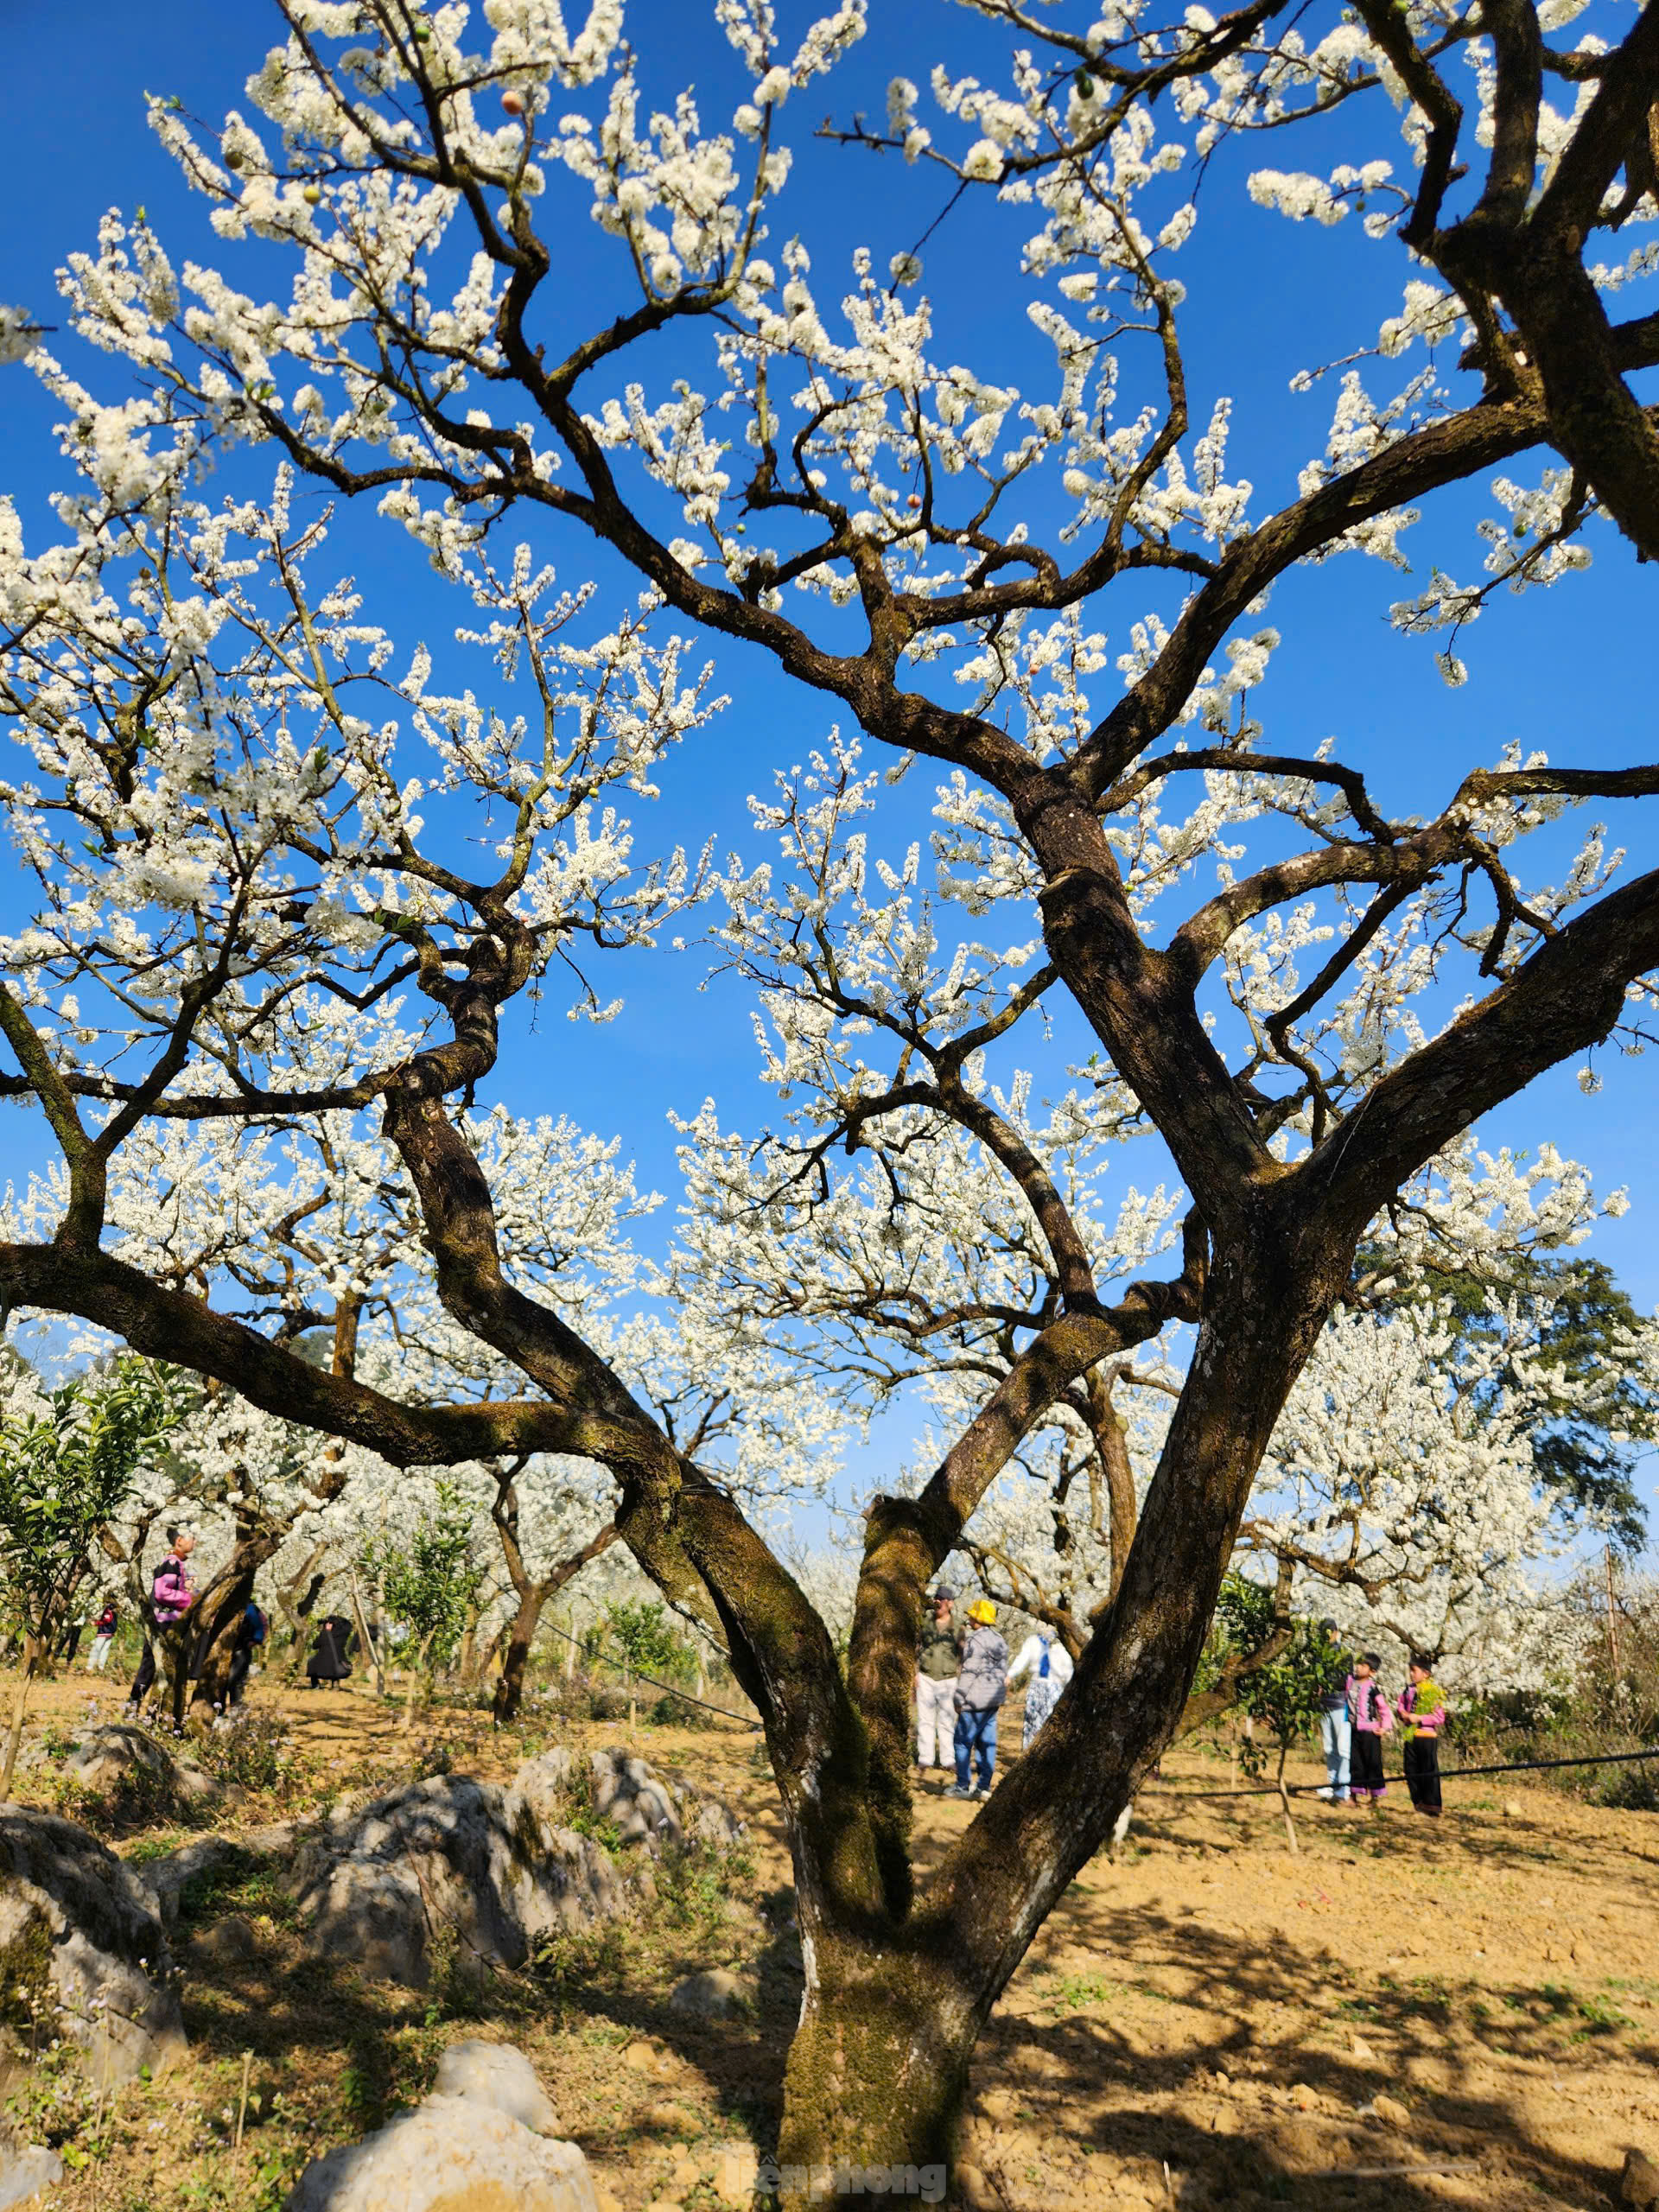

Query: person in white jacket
left=1007, top=1626, right=1074, bottom=1747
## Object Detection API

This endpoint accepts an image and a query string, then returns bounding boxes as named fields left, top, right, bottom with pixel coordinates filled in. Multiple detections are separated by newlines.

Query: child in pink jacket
left=1346, top=1652, right=1393, bottom=1806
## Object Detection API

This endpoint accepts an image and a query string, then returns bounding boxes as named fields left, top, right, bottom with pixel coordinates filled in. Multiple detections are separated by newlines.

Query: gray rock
left=192, top=1913, right=257, bottom=1966
left=64, top=1724, right=218, bottom=1808
left=0, top=1807, right=187, bottom=2087
left=284, top=2094, right=599, bottom=2212
left=65, top=1723, right=173, bottom=1789
left=512, top=1746, right=577, bottom=1827
left=590, top=1749, right=682, bottom=1848
left=289, top=1773, right=620, bottom=1986
left=668, top=1967, right=755, bottom=2019
left=433, top=2038, right=557, bottom=2133
left=1623, top=2147, right=1659, bottom=2212
left=683, top=1796, right=745, bottom=1848
left=527, top=1745, right=742, bottom=1855
left=0, top=2144, right=63, bottom=2211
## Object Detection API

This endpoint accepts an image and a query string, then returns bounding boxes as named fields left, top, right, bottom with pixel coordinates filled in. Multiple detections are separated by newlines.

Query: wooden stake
left=234, top=2048, right=253, bottom=2152
left=1607, top=1545, right=1622, bottom=1681
left=348, top=1568, right=383, bottom=1700
left=1277, top=1775, right=1300, bottom=1855
left=1309, top=2160, right=1479, bottom=2181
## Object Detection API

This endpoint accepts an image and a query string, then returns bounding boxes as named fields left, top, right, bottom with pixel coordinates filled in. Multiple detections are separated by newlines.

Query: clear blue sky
left=1, top=3, right=1656, bottom=1538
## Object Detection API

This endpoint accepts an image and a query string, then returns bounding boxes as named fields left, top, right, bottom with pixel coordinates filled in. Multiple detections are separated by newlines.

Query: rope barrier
left=1141, top=1742, right=1659, bottom=1802
left=531, top=1627, right=1655, bottom=1776
left=537, top=1616, right=764, bottom=1732
left=525, top=1618, right=1657, bottom=1780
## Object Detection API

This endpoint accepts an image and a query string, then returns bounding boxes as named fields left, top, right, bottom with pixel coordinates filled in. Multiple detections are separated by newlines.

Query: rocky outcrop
left=289, top=1773, right=620, bottom=1986
left=668, top=1967, right=758, bottom=2019
left=0, top=2143, right=63, bottom=2211
left=64, top=1724, right=219, bottom=1807
left=433, top=2038, right=559, bottom=2133
left=285, top=2094, right=597, bottom=2212
left=591, top=1749, right=745, bottom=1847
left=511, top=1747, right=577, bottom=1829
left=683, top=1795, right=745, bottom=1848
left=589, top=1749, right=683, bottom=1847
left=0, top=1808, right=187, bottom=2086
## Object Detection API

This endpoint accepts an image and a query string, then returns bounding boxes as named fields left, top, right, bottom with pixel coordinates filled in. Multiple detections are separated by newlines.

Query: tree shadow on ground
left=163, top=1760, right=1656, bottom=2211
left=974, top=1863, right=1650, bottom=2208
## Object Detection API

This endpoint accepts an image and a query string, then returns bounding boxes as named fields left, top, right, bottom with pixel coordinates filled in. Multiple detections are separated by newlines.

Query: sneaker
left=972, top=1786, right=993, bottom=1801
left=945, top=1784, right=976, bottom=1801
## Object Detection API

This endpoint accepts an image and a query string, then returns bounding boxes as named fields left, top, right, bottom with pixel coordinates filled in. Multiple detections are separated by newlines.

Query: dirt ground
left=4, top=1665, right=1658, bottom=2212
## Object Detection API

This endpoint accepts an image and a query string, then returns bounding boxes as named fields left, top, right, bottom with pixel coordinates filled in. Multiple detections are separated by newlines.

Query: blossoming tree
left=3, top=0, right=1659, bottom=2181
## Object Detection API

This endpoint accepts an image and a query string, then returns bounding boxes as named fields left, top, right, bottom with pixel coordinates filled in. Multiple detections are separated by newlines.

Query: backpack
left=1038, top=1640, right=1051, bottom=1680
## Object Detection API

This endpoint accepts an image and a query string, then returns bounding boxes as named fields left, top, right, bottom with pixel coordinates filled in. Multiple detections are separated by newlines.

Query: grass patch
left=1048, top=1973, right=1170, bottom=2013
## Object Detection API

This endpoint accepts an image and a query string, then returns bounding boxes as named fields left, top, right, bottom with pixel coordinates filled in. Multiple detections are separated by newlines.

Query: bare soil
left=3, top=1666, right=1657, bottom=2212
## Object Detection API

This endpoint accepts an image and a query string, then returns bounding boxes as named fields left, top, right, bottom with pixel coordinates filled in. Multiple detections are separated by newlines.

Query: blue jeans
left=1319, top=1707, right=1351, bottom=1800
left=954, top=1707, right=998, bottom=1792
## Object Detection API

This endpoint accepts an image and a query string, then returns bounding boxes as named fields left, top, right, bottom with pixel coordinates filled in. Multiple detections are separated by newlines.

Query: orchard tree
left=4, top=1017, right=835, bottom=1706
left=1396, top=1250, right=1659, bottom=1556
left=3, top=0, right=1659, bottom=2184
left=675, top=755, right=1648, bottom=1683
left=368, top=1476, right=486, bottom=1720
left=0, top=1354, right=188, bottom=1793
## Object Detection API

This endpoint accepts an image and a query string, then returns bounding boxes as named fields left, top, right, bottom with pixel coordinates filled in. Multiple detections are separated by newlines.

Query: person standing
left=1346, top=1652, right=1393, bottom=1808
left=126, top=1529, right=197, bottom=1717
left=1398, top=1655, right=1448, bottom=1817
left=305, top=1613, right=354, bottom=1691
left=85, top=1600, right=118, bottom=1673
left=225, top=1599, right=269, bottom=1708
left=950, top=1599, right=1008, bottom=1802
left=914, top=1586, right=960, bottom=1786
left=1315, top=1618, right=1353, bottom=1802
left=1006, top=1624, right=1074, bottom=1747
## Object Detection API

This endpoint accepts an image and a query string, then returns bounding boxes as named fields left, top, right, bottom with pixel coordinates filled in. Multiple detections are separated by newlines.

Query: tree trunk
left=275, top=1554, right=329, bottom=1679
left=400, top=1630, right=436, bottom=1732
left=775, top=1935, right=974, bottom=2196
left=349, top=1570, right=384, bottom=1699
left=1086, top=1368, right=1138, bottom=1603
left=1275, top=1741, right=1299, bottom=1854
left=188, top=1563, right=257, bottom=1712
left=770, top=1217, right=1357, bottom=2194
left=456, top=1599, right=480, bottom=1688
left=487, top=1518, right=620, bottom=1728
left=493, top=1584, right=549, bottom=1726
left=0, top=1638, right=44, bottom=1802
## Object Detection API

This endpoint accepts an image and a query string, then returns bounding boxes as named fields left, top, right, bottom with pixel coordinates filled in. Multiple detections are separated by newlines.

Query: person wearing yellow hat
left=950, top=1598, right=1008, bottom=1801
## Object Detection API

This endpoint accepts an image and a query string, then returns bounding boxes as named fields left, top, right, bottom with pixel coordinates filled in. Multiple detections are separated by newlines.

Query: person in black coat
left=304, top=1614, right=355, bottom=1690
left=225, top=1601, right=269, bottom=1707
